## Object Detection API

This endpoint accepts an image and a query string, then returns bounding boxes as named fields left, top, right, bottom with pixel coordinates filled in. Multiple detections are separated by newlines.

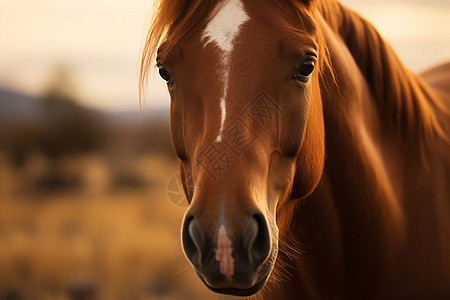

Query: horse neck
left=317, top=0, right=445, bottom=150
left=273, top=3, right=450, bottom=296
left=280, top=8, right=412, bottom=294
left=308, top=1, right=447, bottom=253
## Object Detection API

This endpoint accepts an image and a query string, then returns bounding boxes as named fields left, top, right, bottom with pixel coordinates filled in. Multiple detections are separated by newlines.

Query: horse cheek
left=291, top=89, right=325, bottom=200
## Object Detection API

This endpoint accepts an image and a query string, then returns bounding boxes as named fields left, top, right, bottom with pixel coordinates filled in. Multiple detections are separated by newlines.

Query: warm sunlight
left=1, top=1, right=449, bottom=299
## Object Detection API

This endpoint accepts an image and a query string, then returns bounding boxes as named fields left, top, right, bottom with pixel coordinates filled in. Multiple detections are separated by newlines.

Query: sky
left=0, top=0, right=449, bottom=112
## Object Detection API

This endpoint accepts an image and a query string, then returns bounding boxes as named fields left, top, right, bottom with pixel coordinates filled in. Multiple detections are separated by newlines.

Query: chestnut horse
left=140, top=0, right=450, bottom=298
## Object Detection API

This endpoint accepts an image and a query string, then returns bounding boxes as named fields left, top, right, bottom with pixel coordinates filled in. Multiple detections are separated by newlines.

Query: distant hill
left=0, top=89, right=44, bottom=124
left=0, top=88, right=169, bottom=125
left=0, top=88, right=174, bottom=164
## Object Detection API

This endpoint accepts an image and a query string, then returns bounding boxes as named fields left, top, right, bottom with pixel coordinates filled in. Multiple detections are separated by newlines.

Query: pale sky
left=0, top=0, right=449, bottom=112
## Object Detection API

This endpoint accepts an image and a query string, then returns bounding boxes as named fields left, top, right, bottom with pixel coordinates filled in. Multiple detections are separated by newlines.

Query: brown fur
left=318, top=1, right=448, bottom=153
left=140, top=0, right=450, bottom=298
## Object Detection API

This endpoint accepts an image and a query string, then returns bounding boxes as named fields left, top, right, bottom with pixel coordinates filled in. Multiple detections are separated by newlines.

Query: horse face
left=158, top=1, right=324, bottom=296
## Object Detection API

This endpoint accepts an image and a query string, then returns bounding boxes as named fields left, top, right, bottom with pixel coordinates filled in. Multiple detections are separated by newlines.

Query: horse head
left=145, top=0, right=327, bottom=295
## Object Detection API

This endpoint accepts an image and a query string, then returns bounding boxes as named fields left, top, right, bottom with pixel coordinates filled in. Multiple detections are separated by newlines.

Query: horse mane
left=317, top=0, right=448, bottom=152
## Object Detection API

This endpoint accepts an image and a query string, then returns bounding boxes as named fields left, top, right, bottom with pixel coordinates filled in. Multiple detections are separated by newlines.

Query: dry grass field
left=0, top=153, right=221, bottom=300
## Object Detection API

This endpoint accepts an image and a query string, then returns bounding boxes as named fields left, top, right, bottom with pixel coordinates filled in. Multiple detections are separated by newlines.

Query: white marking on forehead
left=201, top=0, right=250, bottom=142
left=202, top=0, right=250, bottom=53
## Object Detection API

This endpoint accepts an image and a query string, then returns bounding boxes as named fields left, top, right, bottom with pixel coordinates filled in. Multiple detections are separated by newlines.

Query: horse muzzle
left=181, top=211, right=274, bottom=296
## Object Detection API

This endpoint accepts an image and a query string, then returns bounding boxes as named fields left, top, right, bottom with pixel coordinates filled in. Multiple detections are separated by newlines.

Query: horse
left=140, top=0, right=450, bottom=298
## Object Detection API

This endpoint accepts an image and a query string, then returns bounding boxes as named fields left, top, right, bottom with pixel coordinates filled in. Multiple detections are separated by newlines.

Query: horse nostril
left=182, top=216, right=203, bottom=265
left=245, top=213, right=271, bottom=265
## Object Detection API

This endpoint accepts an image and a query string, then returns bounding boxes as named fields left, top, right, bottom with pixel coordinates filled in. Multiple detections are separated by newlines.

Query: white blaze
left=201, top=0, right=250, bottom=142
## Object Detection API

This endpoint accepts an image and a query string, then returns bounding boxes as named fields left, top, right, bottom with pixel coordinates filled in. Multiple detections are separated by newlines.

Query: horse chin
left=198, top=272, right=270, bottom=296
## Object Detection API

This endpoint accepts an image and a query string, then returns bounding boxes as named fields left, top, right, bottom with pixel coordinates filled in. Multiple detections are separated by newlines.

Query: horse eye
left=293, top=60, right=315, bottom=82
left=158, top=66, right=172, bottom=83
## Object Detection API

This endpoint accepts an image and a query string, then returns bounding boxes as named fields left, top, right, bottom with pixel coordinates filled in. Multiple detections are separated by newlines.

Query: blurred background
left=0, top=0, right=448, bottom=299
